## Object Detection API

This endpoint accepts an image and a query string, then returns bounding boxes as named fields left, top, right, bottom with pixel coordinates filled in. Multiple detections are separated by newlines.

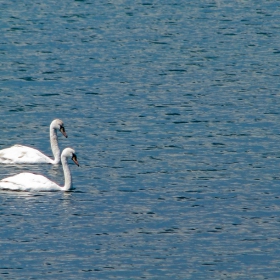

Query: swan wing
left=0, top=145, right=52, bottom=164
left=0, top=173, right=61, bottom=191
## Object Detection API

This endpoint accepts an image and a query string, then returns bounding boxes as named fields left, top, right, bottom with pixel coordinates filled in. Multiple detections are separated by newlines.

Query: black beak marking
left=72, top=153, right=79, bottom=167
left=60, top=126, right=68, bottom=138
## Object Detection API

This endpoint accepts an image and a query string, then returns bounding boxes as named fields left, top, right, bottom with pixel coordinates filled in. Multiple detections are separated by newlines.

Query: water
left=1, top=0, right=280, bottom=278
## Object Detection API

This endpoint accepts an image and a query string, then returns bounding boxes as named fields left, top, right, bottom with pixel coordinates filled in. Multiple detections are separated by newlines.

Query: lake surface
left=1, top=0, right=280, bottom=279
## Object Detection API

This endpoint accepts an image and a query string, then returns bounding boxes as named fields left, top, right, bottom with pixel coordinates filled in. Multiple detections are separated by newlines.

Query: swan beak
left=60, top=126, right=68, bottom=138
left=72, top=154, right=79, bottom=167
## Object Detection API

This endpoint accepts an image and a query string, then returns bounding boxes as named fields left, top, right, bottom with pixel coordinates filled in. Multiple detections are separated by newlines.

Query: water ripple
left=1, top=0, right=280, bottom=279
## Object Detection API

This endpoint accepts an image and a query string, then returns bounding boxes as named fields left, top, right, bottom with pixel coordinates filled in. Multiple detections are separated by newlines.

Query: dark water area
left=1, top=0, right=280, bottom=279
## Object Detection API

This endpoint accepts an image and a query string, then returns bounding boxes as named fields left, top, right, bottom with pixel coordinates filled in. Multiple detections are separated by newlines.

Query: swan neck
left=50, top=125, right=60, bottom=164
left=61, top=156, right=72, bottom=191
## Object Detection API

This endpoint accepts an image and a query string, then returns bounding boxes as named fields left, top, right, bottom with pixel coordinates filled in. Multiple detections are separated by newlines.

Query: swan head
left=51, top=119, right=68, bottom=138
left=62, top=148, right=79, bottom=167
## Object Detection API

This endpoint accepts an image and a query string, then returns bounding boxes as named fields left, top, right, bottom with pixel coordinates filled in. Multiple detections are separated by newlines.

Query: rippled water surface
left=1, top=0, right=280, bottom=279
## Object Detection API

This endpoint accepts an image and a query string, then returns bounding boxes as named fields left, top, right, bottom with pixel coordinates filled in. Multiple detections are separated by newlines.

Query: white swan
left=0, top=119, right=67, bottom=164
left=0, top=148, right=79, bottom=192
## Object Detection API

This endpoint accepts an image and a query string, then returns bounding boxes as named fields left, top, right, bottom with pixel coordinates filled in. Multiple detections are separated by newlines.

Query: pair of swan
left=0, top=119, right=79, bottom=192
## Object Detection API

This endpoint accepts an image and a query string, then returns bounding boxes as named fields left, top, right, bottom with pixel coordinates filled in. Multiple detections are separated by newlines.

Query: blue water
left=1, top=0, right=280, bottom=279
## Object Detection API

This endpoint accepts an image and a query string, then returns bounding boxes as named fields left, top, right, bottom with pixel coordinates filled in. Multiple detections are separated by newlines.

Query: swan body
left=0, top=119, right=67, bottom=164
left=0, top=148, right=79, bottom=192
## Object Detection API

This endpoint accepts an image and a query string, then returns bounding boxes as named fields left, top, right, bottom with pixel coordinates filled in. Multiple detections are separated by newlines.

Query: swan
left=0, top=148, right=79, bottom=192
left=0, top=119, right=67, bottom=164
